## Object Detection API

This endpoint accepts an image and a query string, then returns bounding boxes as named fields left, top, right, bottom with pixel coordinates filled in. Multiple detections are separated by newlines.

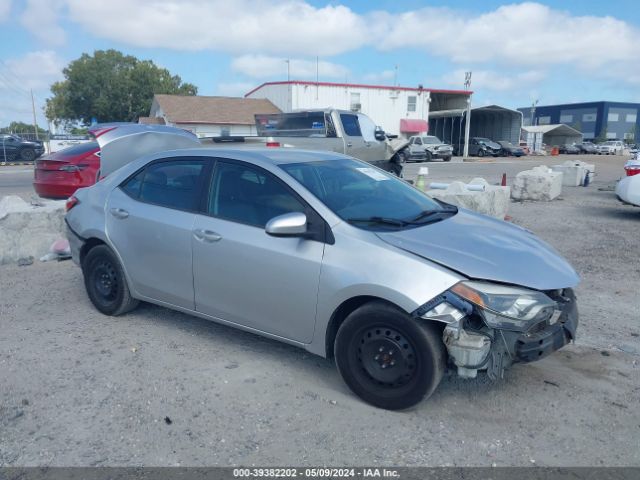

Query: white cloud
left=0, top=0, right=11, bottom=21
left=232, top=55, right=348, bottom=79
left=377, top=3, right=636, bottom=70
left=0, top=51, right=64, bottom=126
left=20, top=0, right=66, bottom=46
left=65, top=0, right=367, bottom=56
left=442, top=69, right=546, bottom=93
left=4, top=50, right=65, bottom=90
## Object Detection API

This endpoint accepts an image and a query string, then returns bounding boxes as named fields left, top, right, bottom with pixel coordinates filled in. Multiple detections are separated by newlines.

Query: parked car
left=462, top=137, right=502, bottom=157
left=0, top=134, right=45, bottom=162
left=518, top=141, right=530, bottom=155
left=404, top=135, right=453, bottom=162
left=628, top=144, right=639, bottom=156
left=596, top=140, right=624, bottom=155
left=497, top=141, right=525, bottom=157
left=616, top=157, right=640, bottom=206
left=33, top=142, right=101, bottom=199
left=558, top=144, right=580, bottom=154
left=65, top=124, right=580, bottom=410
left=575, top=142, right=597, bottom=154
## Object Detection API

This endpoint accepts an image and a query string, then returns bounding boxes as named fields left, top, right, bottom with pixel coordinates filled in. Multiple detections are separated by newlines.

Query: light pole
left=463, top=72, right=472, bottom=159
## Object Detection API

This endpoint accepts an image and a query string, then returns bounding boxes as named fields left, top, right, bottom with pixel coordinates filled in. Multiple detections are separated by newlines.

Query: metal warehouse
left=428, top=104, right=523, bottom=150
left=518, top=101, right=640, bottom=142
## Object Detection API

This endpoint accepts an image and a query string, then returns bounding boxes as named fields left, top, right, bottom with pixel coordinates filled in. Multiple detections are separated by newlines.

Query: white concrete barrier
left=0, top=195, right=66, bottom=265
left=427, top=178, right=510, bottom=219
left=551, top=160, right=595, bottom=186
left=511, top=166, right=563, bottom=201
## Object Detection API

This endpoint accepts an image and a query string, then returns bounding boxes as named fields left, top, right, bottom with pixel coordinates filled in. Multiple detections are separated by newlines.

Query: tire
left=443, top=156, right=452, bottom=162
left=82, top=245, right=139, bottom=316
left=20, top=148, right=36, bottom=162
left=334, top=301, right=446, bottom=410
left=425, top=151, right=433, bottom=162
left=477, top=149, right=485, bottom=158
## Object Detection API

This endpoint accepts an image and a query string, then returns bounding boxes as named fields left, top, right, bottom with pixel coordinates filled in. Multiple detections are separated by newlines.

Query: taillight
left=265, top=141, right=281, bottom=147
left=65, top=196, right=79, bottom=212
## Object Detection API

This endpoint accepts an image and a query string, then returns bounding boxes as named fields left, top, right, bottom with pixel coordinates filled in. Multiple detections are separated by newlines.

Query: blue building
left=518, top=101, right=639, bottom=142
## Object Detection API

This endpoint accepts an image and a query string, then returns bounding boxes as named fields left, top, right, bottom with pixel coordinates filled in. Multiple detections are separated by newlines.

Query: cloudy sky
left=0, top=0, right=638, bottom=127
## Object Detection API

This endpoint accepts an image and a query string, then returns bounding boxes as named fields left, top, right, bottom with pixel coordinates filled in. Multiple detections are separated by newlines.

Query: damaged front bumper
left=413, top=288, right=578, bottom=379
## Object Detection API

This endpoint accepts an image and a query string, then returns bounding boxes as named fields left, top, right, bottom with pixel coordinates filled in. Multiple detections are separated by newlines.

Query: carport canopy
left=521, top=124, right=583, bottom=147
left=428, top=104, right=523, bottom=147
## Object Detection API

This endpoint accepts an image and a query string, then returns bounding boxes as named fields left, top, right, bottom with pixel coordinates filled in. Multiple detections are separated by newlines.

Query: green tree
left=0, top=121, right=48, bottom=135
left=45, top=49, right=197, bottom=126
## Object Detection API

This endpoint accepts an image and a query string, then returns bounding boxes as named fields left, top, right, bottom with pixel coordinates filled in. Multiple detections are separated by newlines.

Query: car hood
left=376, top=209, right=579, bottom=291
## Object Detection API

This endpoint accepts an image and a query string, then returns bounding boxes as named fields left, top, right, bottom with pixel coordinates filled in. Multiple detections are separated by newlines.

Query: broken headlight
left=450, top=281, right=557, bottom=331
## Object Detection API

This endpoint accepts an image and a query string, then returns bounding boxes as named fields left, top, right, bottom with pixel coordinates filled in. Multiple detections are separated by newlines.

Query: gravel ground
left=1, top=154, right=639, bottom=467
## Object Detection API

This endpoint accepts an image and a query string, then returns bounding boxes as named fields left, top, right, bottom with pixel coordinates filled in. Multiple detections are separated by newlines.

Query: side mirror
left=265, top=212, right=308, bottom=237
left=374, top=127, right=386, bottom=141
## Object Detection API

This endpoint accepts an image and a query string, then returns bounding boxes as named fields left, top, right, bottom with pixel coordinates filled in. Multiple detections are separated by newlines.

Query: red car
left=33, top=142, right=100, bottom=199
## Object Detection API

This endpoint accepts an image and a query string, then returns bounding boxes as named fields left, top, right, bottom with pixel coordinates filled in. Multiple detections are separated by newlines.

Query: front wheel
left=477, top=149, right=485, bottom=157
left=443, top=156, right=452, bottom=162
left=334, top=301, right=446, bottom=410
left=20, top=148, right=36, bottom=162
left=82, top=245, right=139, bottom=316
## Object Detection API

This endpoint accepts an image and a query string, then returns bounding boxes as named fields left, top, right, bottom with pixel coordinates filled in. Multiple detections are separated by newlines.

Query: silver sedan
left=65, top=132, right=579, bottom=410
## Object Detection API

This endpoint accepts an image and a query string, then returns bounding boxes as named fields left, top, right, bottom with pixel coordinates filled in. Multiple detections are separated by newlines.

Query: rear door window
left=340, top=114, right=362, bottom=137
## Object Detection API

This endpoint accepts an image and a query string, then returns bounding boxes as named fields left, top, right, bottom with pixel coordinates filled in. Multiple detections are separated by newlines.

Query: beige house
left=142, top=94, right=281, bottom=138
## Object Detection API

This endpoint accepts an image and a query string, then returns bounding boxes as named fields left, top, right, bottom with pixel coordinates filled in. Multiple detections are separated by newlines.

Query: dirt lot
left=1, top=154, right=639, bottom=466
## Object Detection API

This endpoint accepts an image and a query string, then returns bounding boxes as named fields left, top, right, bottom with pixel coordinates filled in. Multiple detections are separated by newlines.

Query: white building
left=245, top=80, right=472, bottom=139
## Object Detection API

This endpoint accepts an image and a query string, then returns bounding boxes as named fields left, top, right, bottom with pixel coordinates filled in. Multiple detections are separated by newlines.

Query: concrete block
left=551, top=164, right=586, bottom=186
left=511, top=165, right=563, bottom=201
left=552, top=160, right=595, bottom=186
left=0, top=195, right=66, bottom=265
left=427, top=178, right=510, bottom=219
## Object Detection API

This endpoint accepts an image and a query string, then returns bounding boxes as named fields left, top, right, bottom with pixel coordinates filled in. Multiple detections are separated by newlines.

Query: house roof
left=153, top=94, right=281, bottom=125
left=244, top=81, right=472, bottom=97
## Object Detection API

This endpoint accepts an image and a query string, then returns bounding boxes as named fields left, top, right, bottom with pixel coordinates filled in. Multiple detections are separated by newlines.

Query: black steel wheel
left=82, top=245, right=138, bottom=316
left=334, top=301, right=446, bottom=410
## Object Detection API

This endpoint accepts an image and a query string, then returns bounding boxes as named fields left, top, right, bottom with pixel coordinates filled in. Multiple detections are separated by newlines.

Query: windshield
left=422, top=136, right=441, bottom=144
left=280, top=158, right=454, bottom=231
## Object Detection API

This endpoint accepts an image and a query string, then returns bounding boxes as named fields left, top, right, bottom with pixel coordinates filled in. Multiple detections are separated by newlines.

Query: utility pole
left=30, top=89, right=39, bottom=140
left=463, top=72, right=472, bottom=159
left=530, top=99, right=539, bottom=126
left=285, top=59, right=290, bottom=82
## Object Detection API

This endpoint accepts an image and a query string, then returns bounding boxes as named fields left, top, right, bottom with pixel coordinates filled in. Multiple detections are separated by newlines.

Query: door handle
left=109, top=208, right=129, bottom=219
left=346, top=142, right=353, bottom=147
left=193, top=229, right=222, bottom=243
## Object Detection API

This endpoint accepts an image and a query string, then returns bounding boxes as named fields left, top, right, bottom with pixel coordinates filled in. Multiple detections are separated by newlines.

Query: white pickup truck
left=209, top=109, right=409, bottom=176
left=403, top=135, right=453, bottom=162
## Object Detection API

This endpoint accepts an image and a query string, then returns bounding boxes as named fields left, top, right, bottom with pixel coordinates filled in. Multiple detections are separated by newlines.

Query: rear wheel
left=477, top=149, right=485, bottom=158
left=82, top=245, right=139, bottom=316
left=443, top=156, right=452, bottom=162
left=334, top=301, right=446, bottom=410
